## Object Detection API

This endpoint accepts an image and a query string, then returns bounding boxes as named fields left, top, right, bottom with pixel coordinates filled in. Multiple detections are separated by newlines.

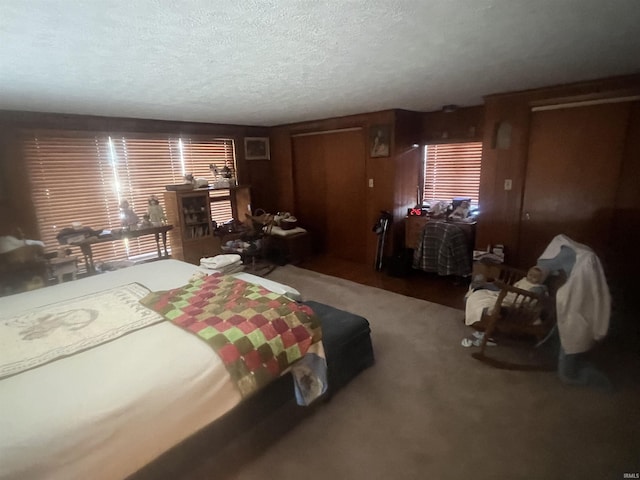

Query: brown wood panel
left=405, top=216, right=429, bottom=249
left=272, top=110, right=396, bottom=267
left=230, top=185, right=252, bottom=224
left=421, top=106, right=484, bottom=143
left=476, top=74, right=640, bottom=267
left=292, top=134, right=328, bottom=252
left=324, top=130, right=367, bottom=263
left=610, top=102, right=640, bottom=298
left=292, top=130, right=367, bottom=263
left=518, top=102, right=631, bottom=267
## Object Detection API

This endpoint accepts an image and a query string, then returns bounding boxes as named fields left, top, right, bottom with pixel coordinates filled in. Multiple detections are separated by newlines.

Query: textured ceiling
left=2, top=0, right=640, bottom=126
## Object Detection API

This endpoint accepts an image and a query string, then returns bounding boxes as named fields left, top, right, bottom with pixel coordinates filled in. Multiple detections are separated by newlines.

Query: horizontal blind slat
left=423, top=141, right=482, bottom=204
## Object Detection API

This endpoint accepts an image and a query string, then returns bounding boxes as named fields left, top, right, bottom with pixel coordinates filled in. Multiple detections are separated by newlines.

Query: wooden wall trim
left=290, top=127, right=363, bottom=137
left=531, top=94, right=640, bottom=112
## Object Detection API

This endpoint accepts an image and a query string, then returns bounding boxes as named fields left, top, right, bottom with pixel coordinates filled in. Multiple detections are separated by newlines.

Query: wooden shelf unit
left=164, top=189, right=221, bottom=265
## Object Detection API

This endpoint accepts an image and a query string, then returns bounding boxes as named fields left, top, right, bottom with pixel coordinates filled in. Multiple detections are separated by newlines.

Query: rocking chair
left=469, top=262, right=566, bottom=370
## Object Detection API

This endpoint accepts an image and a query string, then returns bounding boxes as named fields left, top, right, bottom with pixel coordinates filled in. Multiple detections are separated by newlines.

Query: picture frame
left=370, top=125, right=391, bottom=158
left=244, top=137, right=270, bottom=160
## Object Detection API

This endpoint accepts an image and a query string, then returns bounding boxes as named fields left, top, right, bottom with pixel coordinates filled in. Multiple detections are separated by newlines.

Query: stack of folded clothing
left=199, top=254, right=244, bottom=274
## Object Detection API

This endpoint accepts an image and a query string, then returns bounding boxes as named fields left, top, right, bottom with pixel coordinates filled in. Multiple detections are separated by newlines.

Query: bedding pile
left=200, top=253, right=244, bottom=274
left=140, top=272, right=326, bottom=400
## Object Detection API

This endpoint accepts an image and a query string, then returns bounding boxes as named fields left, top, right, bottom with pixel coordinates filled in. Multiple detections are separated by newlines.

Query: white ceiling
left=2, top=0, right=640, bottom=127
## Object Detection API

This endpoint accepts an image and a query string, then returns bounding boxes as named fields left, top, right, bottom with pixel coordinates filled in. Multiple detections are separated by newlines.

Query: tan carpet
left=217, top=264, right=640, bottom=480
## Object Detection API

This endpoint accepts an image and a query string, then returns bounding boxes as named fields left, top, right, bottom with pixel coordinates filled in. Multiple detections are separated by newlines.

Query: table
left=71, top=225, right=173, bottom=274
left=263, top=231, right=311, bottom=265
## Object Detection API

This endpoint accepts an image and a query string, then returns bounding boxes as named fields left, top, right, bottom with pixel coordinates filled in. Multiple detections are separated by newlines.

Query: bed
left=0, top=259, right=374, bottom=480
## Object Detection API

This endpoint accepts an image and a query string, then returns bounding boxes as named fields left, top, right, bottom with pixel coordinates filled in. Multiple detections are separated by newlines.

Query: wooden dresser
left=405, top=216, right=429, bottom=250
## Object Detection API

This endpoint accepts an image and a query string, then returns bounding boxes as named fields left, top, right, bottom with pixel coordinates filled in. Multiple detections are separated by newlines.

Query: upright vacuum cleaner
left=373, top=211, right=393, bottom=271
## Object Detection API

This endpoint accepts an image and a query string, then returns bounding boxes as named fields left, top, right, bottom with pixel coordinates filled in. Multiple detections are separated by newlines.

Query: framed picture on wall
left=370, top=125, right=390, bottom=157
left=244, top=137, right=270, bottom=160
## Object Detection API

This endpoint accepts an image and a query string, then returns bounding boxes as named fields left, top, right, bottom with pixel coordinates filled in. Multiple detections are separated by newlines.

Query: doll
left=449, top=200, right=470, bottom=220
left=119, top=200, right=139, bottom=228
left=147, top=195, right=166, bottom=225
left=462, top=265, right=549, bottom=346
left=512, top=266, right=549, bottom=295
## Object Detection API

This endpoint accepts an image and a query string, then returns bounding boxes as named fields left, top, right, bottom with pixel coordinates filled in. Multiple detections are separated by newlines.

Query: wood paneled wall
left=5, top=74, right=637, bottom=278
left=421, top=106, right=484, bottom=143
left=0, top=110, right=268, bottom=238
left=476, top=74, right=640, bottom=267
left=270, top=110, right=422, bottom=266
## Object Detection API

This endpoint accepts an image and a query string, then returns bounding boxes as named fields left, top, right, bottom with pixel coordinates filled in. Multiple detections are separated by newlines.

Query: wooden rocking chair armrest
left=494, top=281, right=547, bottom=301
left=487, top=281, right=551, bottom=324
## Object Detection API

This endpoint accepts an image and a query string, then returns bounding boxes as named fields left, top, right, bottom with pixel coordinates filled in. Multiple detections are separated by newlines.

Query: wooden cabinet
left=405, top=216, right=429, bottom=249
left=164, top=190, right=221, bottom=265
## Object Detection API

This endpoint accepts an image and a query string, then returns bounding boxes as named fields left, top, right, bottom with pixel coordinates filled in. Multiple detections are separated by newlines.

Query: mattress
left=304, top=301, right=374, bottom=395
left=0, top=260, right=301, bottom=480
left=133, top=300, right=375, bottom=478
left=0, top=260, right=375, bottom=480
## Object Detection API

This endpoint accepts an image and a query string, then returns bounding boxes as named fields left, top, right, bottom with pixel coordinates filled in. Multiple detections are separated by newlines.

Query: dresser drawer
left=405, top=216, right=429, bottom=249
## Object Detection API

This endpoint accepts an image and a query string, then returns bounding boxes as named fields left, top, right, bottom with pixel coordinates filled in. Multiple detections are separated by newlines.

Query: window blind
left=423, top=142, right=482, bottom=205
left=110, top=136, right=184, bottom=257
left=23, top=131, right=237, bottom=267
left=22, top=133, right=123, bottom=262
left=181, top=138, right=236, bottom=224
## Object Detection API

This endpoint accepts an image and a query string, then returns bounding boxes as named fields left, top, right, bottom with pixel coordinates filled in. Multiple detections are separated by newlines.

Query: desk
left=71, top=225, right=173, bottom=274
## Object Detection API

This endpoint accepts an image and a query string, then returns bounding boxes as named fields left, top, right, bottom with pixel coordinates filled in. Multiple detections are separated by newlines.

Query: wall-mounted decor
left=244, top=137, right=270, bottom=160
left=493, top=121, right=512, bottom=150
left=369, top=125, right=390, bottom=157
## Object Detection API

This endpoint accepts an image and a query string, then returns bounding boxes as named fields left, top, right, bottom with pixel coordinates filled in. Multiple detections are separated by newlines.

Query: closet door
left=292, top=129, right=367, bottom=263
left=324, top=130, right=367, bottom=263
left=292, top=134, right=327, bottom=251
left=518, top=102, right=632, bottom=267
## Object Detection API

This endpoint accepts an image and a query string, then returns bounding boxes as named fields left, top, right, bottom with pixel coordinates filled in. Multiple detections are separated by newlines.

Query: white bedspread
left=0, top=260, right=299, bottom=480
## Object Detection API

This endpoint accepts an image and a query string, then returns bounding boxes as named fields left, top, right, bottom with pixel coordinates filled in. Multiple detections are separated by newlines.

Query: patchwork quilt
left=140, top=273, right=324, bottom=398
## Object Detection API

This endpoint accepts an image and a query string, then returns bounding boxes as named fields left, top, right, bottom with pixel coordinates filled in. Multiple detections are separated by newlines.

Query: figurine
left=449, top=200, right=470, bottom=220
left=119, top=199, right=139, bottom=228
left=147, top=195, right=166, bottom=226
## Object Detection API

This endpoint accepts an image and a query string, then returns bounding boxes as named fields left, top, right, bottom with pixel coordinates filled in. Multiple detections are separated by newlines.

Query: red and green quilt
left=140, top=273, right=322, bottom=398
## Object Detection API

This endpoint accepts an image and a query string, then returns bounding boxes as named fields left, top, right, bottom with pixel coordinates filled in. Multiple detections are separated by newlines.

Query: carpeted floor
left=218, top=264, right=640, bottom=480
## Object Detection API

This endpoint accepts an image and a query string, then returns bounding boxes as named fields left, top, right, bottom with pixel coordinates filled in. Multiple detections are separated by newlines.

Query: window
left=23, top=131, right=236, bottom=264
left=422, top=142, right=482, bottom=206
